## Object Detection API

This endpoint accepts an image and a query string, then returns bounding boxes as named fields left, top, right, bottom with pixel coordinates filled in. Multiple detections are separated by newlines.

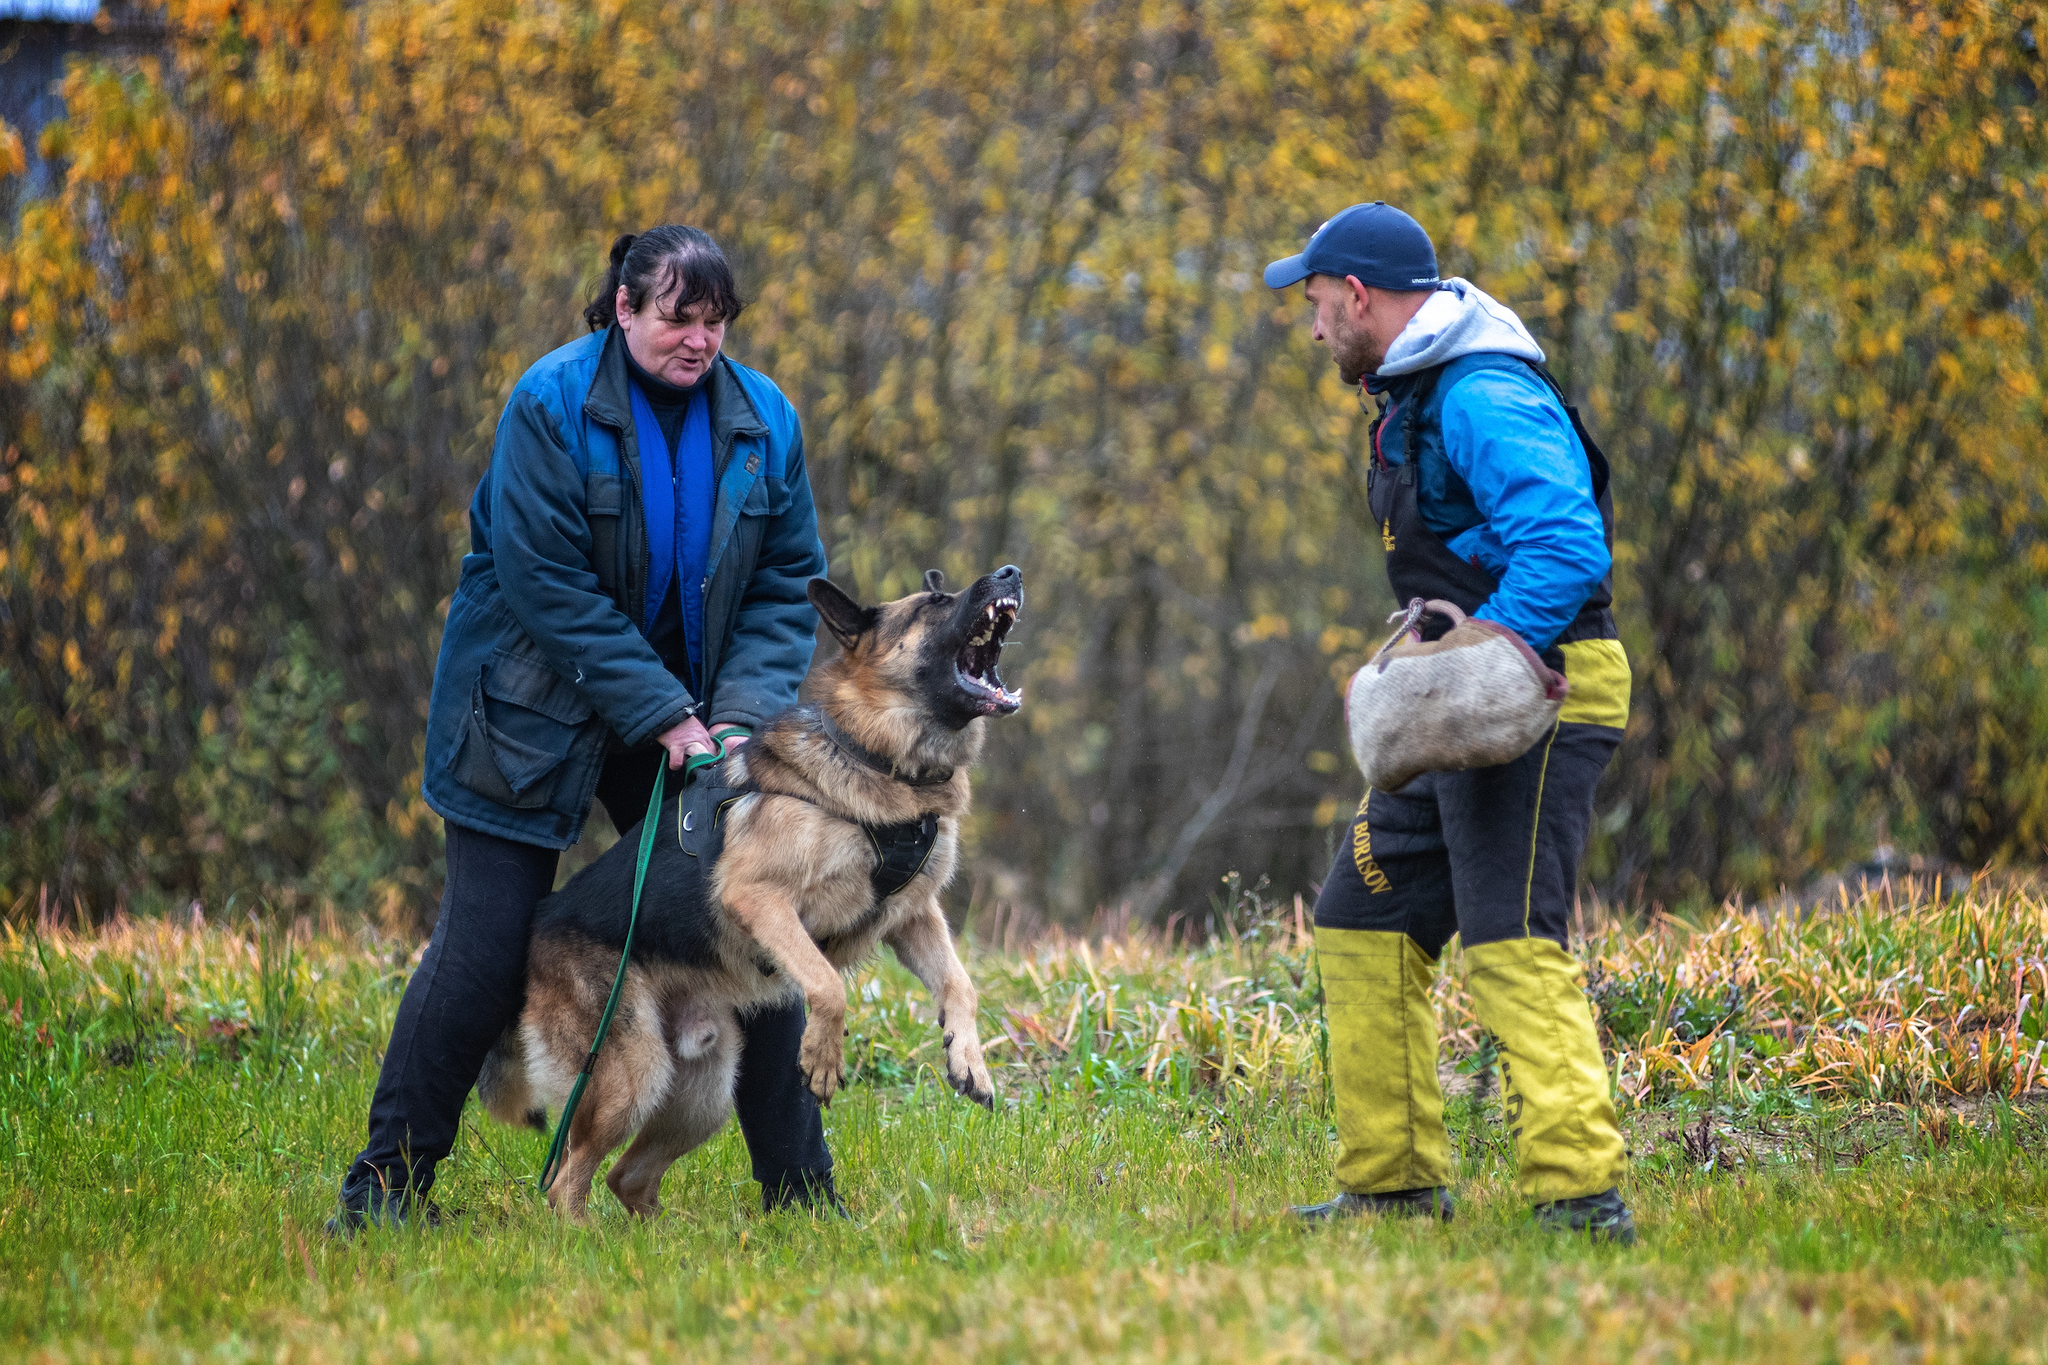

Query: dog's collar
left=814, top=708, right=955, bottom=788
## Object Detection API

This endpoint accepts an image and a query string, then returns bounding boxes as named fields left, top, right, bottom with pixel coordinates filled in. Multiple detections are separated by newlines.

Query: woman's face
left=616, top=284, right=726, bottom=387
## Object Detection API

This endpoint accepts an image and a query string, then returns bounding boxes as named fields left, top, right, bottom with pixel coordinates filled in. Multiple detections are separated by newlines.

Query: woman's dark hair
left=584, top=226, right=745, bottom=332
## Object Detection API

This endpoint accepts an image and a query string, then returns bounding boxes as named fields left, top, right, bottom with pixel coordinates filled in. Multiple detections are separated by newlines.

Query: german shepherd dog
left=476, top=565, right=1024, bottom=1221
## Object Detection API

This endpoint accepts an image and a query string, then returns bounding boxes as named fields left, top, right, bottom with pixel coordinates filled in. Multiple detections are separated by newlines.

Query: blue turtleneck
left=625, top=345, right=714, bottom=693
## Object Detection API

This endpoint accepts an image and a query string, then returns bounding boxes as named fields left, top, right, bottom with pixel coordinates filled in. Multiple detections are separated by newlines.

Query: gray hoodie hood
left=1376, top=277, right=1545, bottom=378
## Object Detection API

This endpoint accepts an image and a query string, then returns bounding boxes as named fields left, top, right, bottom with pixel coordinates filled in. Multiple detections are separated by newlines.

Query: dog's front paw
left=798, top=1018, right=845, bottom=1105
left=943, top=1029, right=995, bottom=1110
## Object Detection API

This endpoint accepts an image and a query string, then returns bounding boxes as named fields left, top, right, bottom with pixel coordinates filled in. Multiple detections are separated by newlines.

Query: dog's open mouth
left=956, top=595, right=1021, bottom=714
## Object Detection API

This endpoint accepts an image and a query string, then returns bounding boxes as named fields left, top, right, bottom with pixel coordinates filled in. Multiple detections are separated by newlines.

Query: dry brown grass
left=918, top=877, right=2048, bottom=1112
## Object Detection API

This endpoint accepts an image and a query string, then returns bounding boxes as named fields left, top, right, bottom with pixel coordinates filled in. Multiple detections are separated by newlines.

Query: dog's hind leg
left=607, top=1003, right=740, bottom=1218
left=542, top=979, right=674, bottom=1225
left=604, top=1078, right=734, bottom=1218
left=549, top=1085, right=638, bottom=1225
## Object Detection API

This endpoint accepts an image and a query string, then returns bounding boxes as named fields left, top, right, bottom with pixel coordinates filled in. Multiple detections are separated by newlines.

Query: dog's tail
left=475, top=1027, right=547, bottom=1132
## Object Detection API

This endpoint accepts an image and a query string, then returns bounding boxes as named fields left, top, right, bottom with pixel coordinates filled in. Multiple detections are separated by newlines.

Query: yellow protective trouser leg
left=1463, top=937, right=1628, bottom=1203
left=1317, top=927, right=1453, bottom=1194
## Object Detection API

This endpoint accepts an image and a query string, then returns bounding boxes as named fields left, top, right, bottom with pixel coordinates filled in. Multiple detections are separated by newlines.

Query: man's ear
left=1343, top=274, right=1372, bottom=319
left=808, top=578, right=877, bottom=649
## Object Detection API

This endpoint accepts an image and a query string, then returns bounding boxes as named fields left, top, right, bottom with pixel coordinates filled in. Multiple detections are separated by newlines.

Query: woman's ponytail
left=582, top=233, right=639, bottom=331
left=584, top=226, right=744, bottom=334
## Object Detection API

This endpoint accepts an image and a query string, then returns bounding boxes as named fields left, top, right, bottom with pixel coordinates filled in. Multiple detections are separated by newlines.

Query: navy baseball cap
left=1264, top=202, right=1441, bottom=291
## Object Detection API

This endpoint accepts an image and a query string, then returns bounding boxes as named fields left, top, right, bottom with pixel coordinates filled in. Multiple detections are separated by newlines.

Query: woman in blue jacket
left=331, top=227, right=834, bottom=1230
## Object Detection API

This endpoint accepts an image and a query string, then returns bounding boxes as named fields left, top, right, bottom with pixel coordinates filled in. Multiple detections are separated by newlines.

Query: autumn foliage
left=2, top=0, right=2045, bottom=926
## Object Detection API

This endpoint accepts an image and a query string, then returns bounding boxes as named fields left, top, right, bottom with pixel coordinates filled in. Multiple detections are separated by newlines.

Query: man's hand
left=654, top=716, right=716, bottom=770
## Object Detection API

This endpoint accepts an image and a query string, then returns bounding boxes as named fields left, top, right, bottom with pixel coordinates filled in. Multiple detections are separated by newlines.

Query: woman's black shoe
left=761, top=1169, right=848, bottom=1218
left=324, top=1178, right=444, bottom=1238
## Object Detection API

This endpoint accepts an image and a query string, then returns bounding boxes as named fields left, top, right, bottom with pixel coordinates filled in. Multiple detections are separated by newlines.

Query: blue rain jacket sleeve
left=1436, top=368, right=1611, bottom=653
left=704, top=422, right=826, bottom=731
left=487, top=390, right=695, bottom=747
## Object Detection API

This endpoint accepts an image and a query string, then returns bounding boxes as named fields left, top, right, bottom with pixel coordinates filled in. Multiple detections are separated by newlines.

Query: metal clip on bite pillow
left=1344, top=598, right=1570, bottom=794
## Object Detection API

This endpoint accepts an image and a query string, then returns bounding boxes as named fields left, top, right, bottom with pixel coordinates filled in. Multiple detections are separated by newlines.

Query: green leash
left=537, top=739, right=733, bottom=1194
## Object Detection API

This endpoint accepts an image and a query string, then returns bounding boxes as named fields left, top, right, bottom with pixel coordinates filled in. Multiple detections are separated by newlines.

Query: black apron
left=1365, top=361, right=1619, bottom=657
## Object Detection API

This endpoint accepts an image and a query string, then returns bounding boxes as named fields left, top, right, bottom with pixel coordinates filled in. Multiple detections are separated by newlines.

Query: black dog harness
left=675, top=780, right=941, bottom=902
left=664, top=778, right=938, bottom=973
left=863, top=812, right=943, bottom=899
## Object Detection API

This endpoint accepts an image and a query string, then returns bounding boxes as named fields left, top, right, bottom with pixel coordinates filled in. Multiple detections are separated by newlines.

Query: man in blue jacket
left=330, top=227, right=835, bottom=1231
left=1268, top=204, right=1636, bottom=1242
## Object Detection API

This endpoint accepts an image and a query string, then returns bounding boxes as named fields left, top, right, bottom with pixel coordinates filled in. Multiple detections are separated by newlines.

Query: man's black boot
left=1533, top=1187, right=1636, bottom=1245
left=324, top=1175, right=443, bottom=1238
left=761, top=1169, right=848, bottom=1218
left=1291, top=1186, right=1455, bottom=1224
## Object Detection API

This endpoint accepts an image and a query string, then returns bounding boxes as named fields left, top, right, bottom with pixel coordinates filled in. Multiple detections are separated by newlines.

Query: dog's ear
left=808, top=578, right=877, bottom=649
left=923, top=568, right=946, bottom=595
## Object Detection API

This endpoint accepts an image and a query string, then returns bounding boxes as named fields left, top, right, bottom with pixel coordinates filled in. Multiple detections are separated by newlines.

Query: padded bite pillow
left=1344, top=598, right=1569, bottom=794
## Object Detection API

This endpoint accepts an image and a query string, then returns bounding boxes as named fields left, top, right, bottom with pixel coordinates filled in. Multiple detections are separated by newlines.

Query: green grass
left=4, top=887, right=2047, bottom=1362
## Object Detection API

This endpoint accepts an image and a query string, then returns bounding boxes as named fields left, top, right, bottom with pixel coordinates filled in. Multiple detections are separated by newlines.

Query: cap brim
left=1263, top=254, right=1311, bottom=289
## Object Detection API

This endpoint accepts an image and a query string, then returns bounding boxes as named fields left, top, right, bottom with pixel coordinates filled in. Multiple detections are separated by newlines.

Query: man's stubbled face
left=1304, top=273, right=1381, bottom=385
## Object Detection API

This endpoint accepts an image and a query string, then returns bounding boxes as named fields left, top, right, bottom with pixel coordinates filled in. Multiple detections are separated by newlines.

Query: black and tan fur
left=477, top=566, right=1024, bottom=1222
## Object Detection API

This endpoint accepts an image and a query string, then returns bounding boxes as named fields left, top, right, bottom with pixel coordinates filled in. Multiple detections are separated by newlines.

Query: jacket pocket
left=586, top=472, right=625, bottom=599
left=740, top=471, right=794, bottom=518
left=450, top=650, right=595, bottom=809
